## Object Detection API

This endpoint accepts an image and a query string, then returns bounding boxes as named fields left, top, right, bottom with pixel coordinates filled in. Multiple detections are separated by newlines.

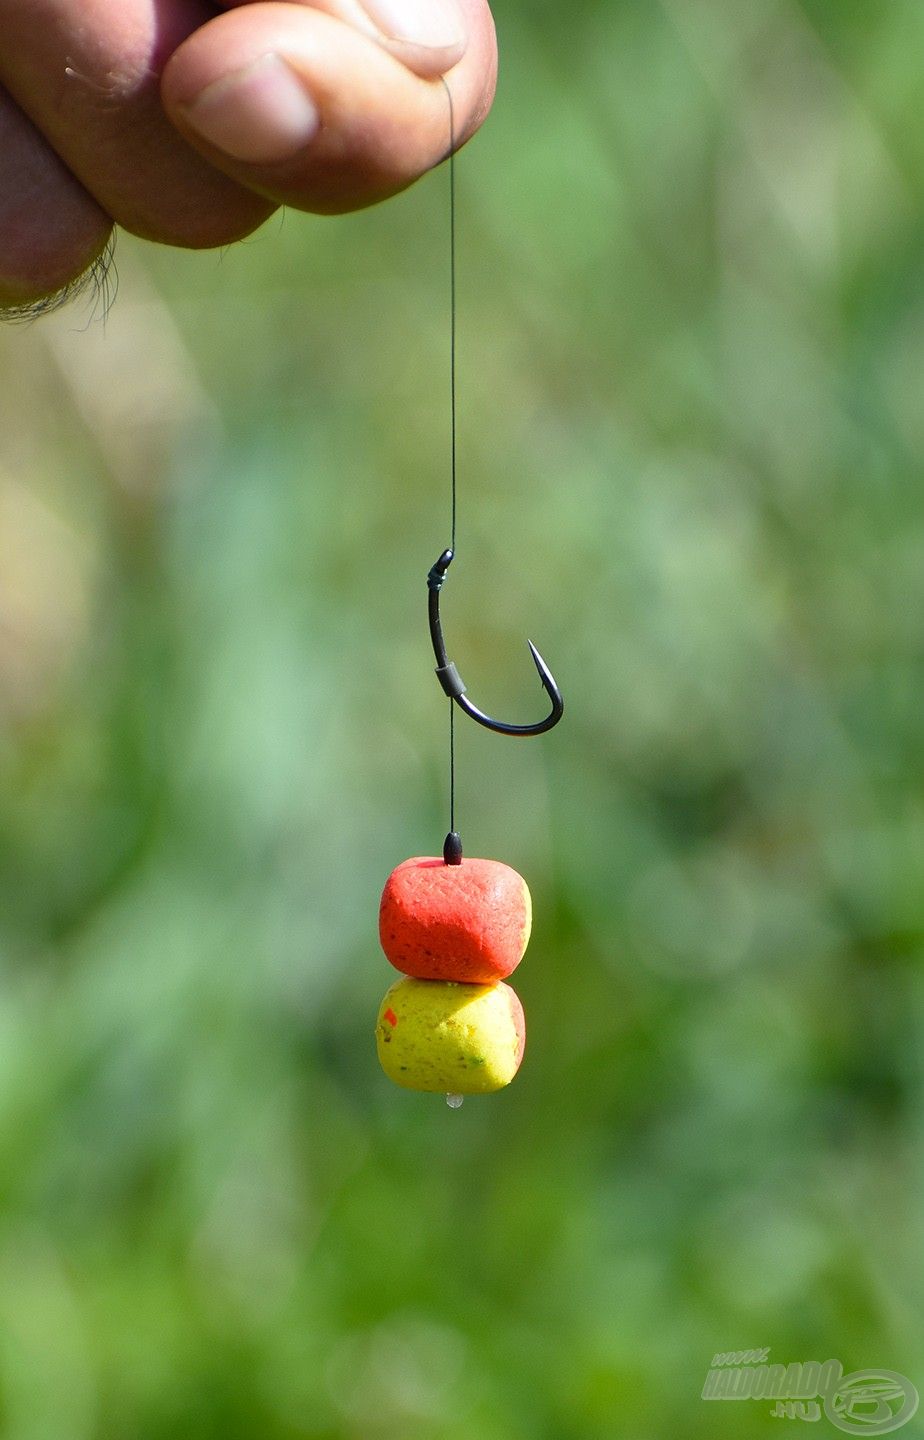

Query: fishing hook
left=427, top=549, right=564, bottom=737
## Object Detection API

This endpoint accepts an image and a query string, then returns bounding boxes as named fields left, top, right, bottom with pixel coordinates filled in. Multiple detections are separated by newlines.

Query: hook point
left=527, top=640, right=555, bottom=690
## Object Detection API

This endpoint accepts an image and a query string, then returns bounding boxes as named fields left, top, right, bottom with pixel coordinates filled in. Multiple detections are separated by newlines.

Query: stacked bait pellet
left=376, top=856, right=529, bottom=1094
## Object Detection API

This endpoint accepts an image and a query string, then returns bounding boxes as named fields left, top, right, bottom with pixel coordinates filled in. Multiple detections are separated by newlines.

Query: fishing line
left=443, top=77, right=458, bottom=849
left=444, top=78, right=458, bottom=559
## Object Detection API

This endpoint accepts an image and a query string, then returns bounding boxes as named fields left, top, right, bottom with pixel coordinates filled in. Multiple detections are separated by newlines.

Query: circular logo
left=824, top=1370, right=919, bottom=1436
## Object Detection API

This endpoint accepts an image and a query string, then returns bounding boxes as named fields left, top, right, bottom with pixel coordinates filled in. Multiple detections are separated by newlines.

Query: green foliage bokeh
left=1, top=2, right=923, bottom=1436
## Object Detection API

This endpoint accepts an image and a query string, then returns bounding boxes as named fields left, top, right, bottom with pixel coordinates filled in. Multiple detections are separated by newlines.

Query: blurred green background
left=2, top=0, right=924, bottom=1435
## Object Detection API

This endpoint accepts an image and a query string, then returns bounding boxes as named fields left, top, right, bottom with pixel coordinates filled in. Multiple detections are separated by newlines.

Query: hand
left=0, top=0, right=496, bottom=310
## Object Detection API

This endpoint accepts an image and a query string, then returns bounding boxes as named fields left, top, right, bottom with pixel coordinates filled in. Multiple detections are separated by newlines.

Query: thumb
left=161, top=0, right=497, bottom=214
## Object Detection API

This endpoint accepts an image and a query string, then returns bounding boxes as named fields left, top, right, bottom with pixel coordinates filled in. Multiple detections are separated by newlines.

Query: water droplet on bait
left=446, top=1093, right=464, bottom=1109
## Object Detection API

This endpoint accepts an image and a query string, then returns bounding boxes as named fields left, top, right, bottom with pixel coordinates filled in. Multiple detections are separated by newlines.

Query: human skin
left=0, top=0, right=497, bottom=309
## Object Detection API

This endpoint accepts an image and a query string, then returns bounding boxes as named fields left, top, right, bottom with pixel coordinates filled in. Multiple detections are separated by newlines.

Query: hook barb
left=427, top=550, right=564, bottom=737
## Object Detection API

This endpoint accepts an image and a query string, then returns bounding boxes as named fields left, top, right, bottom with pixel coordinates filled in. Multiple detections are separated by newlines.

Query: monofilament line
left=442, top=77, right=458, bottom=839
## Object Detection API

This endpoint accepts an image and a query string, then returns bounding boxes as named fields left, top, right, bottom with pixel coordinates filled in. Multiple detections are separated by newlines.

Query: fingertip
left=173, top=53, right=323, bottom=168
left=214, top=0, right=468, bottom=80
left=162, top=3, right=496, bottom=214
left=353, top=0, right=468, bottom=78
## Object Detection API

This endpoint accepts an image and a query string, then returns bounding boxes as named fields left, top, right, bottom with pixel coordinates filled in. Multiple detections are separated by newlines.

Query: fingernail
left=359, top=0, right=465, bottom=49
left=182, top=53, right=320, bottom=164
